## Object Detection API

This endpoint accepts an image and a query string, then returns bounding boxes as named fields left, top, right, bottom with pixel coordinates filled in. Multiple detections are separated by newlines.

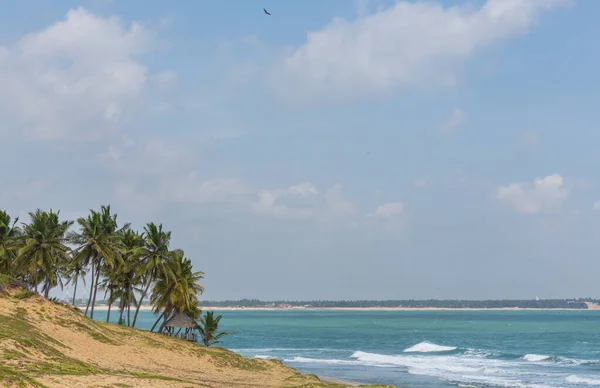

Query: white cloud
left=440, top=108, right=467, bottom=135
left=274, top=0, right=568, bottom=102
left=593, top=200, right=600, bottom=211
left=252, top=182, right=357, bottom=220
left=497, top=174, right=568, bottom=214
left=253, top=183, right=320, bottom=219
left=0, top=7, right=163, bottom=140
left=367, top=202, right=404, bottom=218
left=113, top=176, right=358, bottom=222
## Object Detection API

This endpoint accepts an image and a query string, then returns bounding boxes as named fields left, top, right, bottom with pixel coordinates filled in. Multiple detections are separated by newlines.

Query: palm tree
left=0, top=210, right=21, bottom=275
left=14, top=209, right=73, bottom=297
left=103, top=226, right=144, bottom=324
left=197, top=311, right=229, bottom=347
left=64, top=259, right=87, bottom=306
left=150, top=250, right=204, bottom=332
left=132, top=223, right=175, bottom=328
left=68, top=205, right=124, bottom=319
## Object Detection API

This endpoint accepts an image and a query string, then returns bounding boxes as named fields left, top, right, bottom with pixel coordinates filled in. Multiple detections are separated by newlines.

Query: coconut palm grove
left=0, top=206, right=213, bottom=339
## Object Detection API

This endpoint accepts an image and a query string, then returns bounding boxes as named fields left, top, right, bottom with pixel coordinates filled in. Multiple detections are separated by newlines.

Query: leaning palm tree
left=68, top=205, right=124, bottom=319
left=0, top=210, right=21, bottom=275
left=132, top=223, right=176, bottom=328
left=197, top=311, right=229, bottom=347
left=14, top=209, right=73, bottom=297
left=150, top=250, right=204, bottom=332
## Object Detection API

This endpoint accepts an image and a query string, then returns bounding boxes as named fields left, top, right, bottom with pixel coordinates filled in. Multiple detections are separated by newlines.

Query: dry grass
left=0, top=286, right=393, bottom=388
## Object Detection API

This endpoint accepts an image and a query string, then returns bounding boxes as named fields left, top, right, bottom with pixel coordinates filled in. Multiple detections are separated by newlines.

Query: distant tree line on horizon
left=198, top=299, right=596, bottom=309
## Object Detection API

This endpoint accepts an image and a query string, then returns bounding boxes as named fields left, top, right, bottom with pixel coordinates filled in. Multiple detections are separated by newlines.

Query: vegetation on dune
left=0, top=206, right=206, bottom=334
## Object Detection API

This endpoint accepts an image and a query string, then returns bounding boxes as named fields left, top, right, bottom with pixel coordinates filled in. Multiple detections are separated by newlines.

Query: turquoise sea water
left=90, top=309, right=600, bottom=387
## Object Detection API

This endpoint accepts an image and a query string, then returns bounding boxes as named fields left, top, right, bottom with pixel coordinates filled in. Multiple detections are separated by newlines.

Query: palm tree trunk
left=126, top=288, right=131, bottom=326
left=44, top=273, right=51, bottom=298
left=151, top=310, right=165, bottom=332
left=34, top=263, right=39, bottom=293
left=106, top=289, right=113, bottom=323
left=132, top=279, right=152, bottom=328
left=72, top=278, right=78, bottom=306
left=119, top=298, right=125, bottom=325
left=90, top=267, right=101, bottom=319
left=85, top=262, right=95, bottom=315
left=130, top=294, right=138, bottom=327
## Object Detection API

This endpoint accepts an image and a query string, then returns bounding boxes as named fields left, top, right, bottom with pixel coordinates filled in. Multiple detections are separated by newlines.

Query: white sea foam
left=403, top=341, right=457, bottom=353
left=566, top=375, right=600, bottom=386
left=524, top=354, right=552, bottom=362
left=464, top=348, right=496, bottom=357
left=284, top=356, right=361, bottom=366
left=286, top=350, right=561, bottom=387
left=252, top=347, right=595, bottom=388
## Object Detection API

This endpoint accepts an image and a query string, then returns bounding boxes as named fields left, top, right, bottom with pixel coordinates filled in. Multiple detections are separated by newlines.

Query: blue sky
left=1, top=0, right=600, bottom=300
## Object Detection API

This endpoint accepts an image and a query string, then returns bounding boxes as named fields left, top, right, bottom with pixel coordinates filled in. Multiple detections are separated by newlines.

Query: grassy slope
left=0, top=285, right=393, bottom=388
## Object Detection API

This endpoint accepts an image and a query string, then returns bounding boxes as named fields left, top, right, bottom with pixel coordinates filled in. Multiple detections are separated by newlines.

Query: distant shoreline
left=78, top=302, right=600, bottom=312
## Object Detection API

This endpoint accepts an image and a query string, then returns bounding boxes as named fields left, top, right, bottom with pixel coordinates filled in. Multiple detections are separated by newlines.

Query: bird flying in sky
left=264, top=8, right=271, bottom=15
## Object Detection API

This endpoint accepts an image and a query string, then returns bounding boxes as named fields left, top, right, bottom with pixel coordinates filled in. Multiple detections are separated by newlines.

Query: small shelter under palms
left=162, top=312, right=198, bottom=342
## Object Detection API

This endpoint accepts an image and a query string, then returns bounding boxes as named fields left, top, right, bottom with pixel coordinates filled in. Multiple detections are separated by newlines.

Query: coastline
left=3, top=289, right=388, bottom=388
left=78, top=303, right=600, bottom=312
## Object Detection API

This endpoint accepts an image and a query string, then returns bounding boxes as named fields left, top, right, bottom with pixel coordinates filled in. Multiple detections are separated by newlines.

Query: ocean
left=89, top=309, right=600, bottom=387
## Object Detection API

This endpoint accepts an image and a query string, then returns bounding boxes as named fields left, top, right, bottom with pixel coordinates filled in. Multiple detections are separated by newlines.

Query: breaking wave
left=266, top=344, right=600, bottom=388
left=403, top=341, right=457, bottom=353
left=566, top=375, right=600, bottom=386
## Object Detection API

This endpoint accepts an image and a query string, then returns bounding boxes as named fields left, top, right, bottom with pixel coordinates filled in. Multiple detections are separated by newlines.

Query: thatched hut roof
left=163, top=313, right=197, bottom=328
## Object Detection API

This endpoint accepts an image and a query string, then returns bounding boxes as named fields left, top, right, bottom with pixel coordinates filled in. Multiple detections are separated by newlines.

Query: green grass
left=125, top=371, right=192, bottom=382
left=206, top=348, right=268, bottom=371
left=0, top=364, right=48, bottom=387
left=14, top=290, right=35, bottom=299
left=1, top=349, right=26, bottom=360
left=27, top=359, right=101, bottom=376
left=52, top=317, right=116, bottom=345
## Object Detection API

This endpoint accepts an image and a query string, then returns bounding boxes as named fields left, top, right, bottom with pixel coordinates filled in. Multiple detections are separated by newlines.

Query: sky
left=1, top=0, right=600, bottom=301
